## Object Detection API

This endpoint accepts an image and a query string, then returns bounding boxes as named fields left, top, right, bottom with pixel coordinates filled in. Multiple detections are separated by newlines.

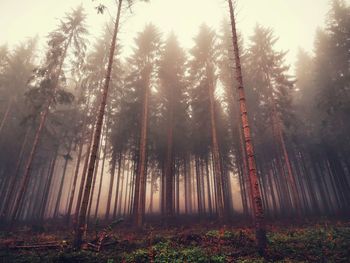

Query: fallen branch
left=9, top=241, right=67, bottom=250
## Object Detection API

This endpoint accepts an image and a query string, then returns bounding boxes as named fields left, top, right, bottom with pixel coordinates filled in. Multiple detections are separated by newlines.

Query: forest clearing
left=0, top=0, right=349, bottom=262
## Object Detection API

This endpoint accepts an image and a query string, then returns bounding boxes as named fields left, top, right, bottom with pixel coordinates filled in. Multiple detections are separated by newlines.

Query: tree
left=130, top=24, right=162, bottom=227
left=188, top=24, right=229, bottom=219
left=10, top=6, right=88, bottom=224
left=227, top=0, right=266, bottom=254
left=74, top=0, right=122, bottom=247
left=245, top=25, right=301, bottom=216
left=158, top=33, right=188, bottom=221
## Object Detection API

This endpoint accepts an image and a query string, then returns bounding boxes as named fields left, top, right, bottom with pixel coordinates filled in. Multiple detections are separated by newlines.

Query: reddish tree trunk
left=94, top=119, right=109, bottom=220
left=134, top=65, right=151, bottom=228
left=105, top=155, right=117, bottom=220
left=228, top=0, right=267, bottom=253
left=112, top=154, right=122, bottom=219
left=54, top=139, right=73, bottom=218
left=74, top=1, right=122, bottom=247
left=165, top=98, right=174, bottom=220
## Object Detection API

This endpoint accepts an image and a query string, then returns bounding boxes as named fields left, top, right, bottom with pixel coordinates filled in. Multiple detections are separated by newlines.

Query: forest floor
left=0, top=219, right=349, bottom=262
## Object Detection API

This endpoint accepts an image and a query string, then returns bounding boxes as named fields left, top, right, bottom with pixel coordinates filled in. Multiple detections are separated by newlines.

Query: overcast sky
left=0, top=0, right=336, bottom=68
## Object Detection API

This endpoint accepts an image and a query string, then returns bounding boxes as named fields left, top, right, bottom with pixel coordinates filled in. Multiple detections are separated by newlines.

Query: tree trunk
left=66, top=109, right=89, bottom=224
left=105, top=155, right=117, bottom=220
left=54, top=139, right=73, bottom=218
left=74, top=122, right=95, bottom=225
left=87, top=140, right=102, bottom=223
left=228, top=0, right=266, bottom=253
left=165, top=101, right=174, bottom=220
left=1, top=128, right=29, bottom=219
left=205, top=158, right=213, bottom=216
left=39, top=147, right=59, bottom=220
left=208, top=66, right=225, bottom=220
left=134, top=65, right=151, bottom=228
left=0, top=98, right=13, bottom=137
left=123, top=161, right=131, bottom=216
left=195, top=156, right=202, bottom=215
left=10, top=31, right=73, bottom=225
left=74, top=1, right=122, bottom=247
left=112, top=153, right=122, bottom=219
left=118, top=158, right=127, bottom=215
left=94, top=119, right=109, bottom=220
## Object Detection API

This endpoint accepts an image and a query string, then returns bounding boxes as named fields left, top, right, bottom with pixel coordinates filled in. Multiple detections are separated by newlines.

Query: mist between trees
left=0, top=0, right=349, bottom=252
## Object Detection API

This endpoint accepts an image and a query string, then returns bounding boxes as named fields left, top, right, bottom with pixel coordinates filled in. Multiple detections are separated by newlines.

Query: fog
left=1, top=0, right=330, bottom=66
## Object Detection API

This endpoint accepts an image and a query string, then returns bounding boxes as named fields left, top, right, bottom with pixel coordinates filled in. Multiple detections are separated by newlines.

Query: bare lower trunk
left=112, top=154, right=122, bottom=218
left=207, top=64, right=225, bottom=220
left=105, top=156, right=117, bottom=220
left=54, top=140, right=73, bottom=218
left=94, top=121, right=109, bottom=220
left=1, top=128, right=29, bottom=219
left=0, top=98, right=13, bottom=137
left=10, top=100, right=55, bottom=224
left=228, top=0, right=266, bottom=254
left=39, top=147, right=59, bottom=220
left=165, top=104, right=174, bottom=220
left=66, top=110, right=89, bottom=224
left=134, top=65, right=151, bottom=228
left=74, top=0, right=122, bottom=247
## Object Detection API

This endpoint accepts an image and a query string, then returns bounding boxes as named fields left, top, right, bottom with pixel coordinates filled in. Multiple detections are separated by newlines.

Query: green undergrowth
left=0, top=223, right=349, bottom=262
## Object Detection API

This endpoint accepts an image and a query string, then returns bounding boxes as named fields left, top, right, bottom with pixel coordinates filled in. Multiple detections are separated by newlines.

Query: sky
left=0, top=0, right=335, bottom=69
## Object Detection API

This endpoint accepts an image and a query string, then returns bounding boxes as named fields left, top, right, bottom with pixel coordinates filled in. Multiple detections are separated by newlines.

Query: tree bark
left=66, top=109, right=89, bottom=224
left=134, top=65, right=151, bottom=228
left=94, top=119, right=109, bottom=220
left=105, top=155, right=117, bottom=221
left=0, top=98, right=13, bottom=137
left=207, top=64, right=225, bottom=220
left=165, top=97, right=174, bottom=220
left=228, top=0, right=267, bottom=253
left=54, top=139, right=73, bottom=218
left=1, top=128, right=29, bottom=219
left=39, top=147, right=59, bottom=220
left=74, top=1, right=122, bottom=248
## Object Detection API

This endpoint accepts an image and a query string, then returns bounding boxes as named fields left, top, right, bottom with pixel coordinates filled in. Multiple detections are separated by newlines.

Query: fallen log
left=9, top=241, right=67, bottom=250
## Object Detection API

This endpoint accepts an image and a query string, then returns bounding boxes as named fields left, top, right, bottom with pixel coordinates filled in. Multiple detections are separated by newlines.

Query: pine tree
left=10, top=6, right=88, bottom=224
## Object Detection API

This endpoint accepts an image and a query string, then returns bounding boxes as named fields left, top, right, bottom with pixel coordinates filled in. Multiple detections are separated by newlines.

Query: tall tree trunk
left=105, top=155, right=117, bottom=221
left=134, top=65, right=151, bottom=228
left=74, top=122, right=95, bottom=224
left=39, top=147, right=59, bottom=220
left=228, top=0, right=266, bottom=253
left=208, top=67, right=225, bottom=220
left=165, top=99, right=174, bottom=220
left=275, top=110, right=301, bottom=217
left=1, top=128, right=29, bottom=219
left=87, top=141, right=102, bottom=222
left=123, top=161, right=131, bottom=216
left=195, top=156, right=202, bottom=215
left=118, top=158, right=127, bottom=215
left=205, top=158, right=213, bottom=216
left=54, top=139, right=73, bottom=218
left=112, top=153, right=122, bottom=219
left=183, top=156, right=189, bottom=214
left=74, top=1, right=122, bottom=247
left=0, top=98, right=13, bottom=137
left=94, top=119, right=109, bottom=220
left=66, top=108, right=89, bottom=224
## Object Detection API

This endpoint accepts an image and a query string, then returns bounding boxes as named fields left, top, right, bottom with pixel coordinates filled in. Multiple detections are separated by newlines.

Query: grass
left=0, top=221, right=349, bottom=262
